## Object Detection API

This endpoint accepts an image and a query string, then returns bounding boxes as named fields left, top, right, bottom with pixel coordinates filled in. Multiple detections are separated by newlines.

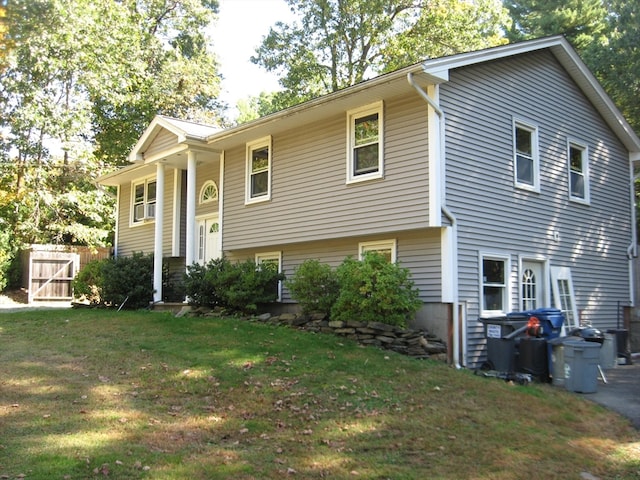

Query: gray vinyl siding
left=440, top=51, right=633, bottom=366
left=223, top=94, right=430, bottom=250
left=225, top=228, right=442, bottom=303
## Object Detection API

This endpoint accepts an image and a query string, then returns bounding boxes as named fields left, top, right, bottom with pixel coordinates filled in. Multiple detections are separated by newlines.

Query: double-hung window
left=513, top=120, right=539, bottom=191
left=132, top=178, right=156, bottom=224
left=347, top=102, right=384, bottom=183
left=480, top=254, right=510, bottom=315
left=246, top=136, right=272, bottom=204
left=359, top=239, right=397, bottom=263
left=568, top=141, right=589, bottom=203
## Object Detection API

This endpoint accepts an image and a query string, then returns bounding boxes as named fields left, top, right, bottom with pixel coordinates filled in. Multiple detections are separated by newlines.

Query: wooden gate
left=28, top=249, right=80, bottom=303
left=21, top=245, right=111, bottom=303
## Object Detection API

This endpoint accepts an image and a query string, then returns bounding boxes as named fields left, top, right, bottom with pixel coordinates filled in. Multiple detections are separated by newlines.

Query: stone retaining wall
left=184, top=308, right=447, bottom=360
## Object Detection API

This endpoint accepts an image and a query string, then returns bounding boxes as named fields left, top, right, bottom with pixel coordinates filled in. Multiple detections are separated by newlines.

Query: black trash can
left=518, top=337, right=549, bottom=380
left=479, top=314, right=529, bottom=372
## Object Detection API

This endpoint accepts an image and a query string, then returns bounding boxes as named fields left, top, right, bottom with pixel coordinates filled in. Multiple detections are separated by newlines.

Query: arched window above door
left=199, top=180, right=218, bottom=204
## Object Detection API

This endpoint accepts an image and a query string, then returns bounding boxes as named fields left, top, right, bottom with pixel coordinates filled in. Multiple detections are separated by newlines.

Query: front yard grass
left=0, top=309, right=638, bottom=479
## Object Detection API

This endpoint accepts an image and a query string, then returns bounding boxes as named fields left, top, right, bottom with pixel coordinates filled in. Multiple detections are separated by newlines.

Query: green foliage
left=285, top=259, right=340, bottom=315
left=505, top=0, right=608, bottom=51
left=72, top=258, right=106, bottom=306
left=331, top=252, right=422, bottom=327
left=184, top=257, right=285, bottom=314
left=251, top=0, right=508, bottom=113
left=285, top=259, right=340, bottom=317
left=0, top=0, right=223, bottom=250
left=72, top=253, right=153, bottom=309
left=0, top=229, right=18, bottom=292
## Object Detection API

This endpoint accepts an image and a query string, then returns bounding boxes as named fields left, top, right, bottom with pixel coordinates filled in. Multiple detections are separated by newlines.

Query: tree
left=251, top=0, right=508, bottom=115
left=505, top=0, right=609, bottom=50
left=0, top=0, right=224, bottom=289
left=582, top=0, right=640, bottom=133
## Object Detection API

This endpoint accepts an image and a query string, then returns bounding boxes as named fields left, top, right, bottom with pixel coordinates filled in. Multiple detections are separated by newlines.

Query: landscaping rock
left=183, top=309, right=447, bottom=360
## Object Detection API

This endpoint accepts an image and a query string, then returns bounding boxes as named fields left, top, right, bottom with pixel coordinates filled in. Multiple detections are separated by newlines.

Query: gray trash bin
left=549, top=336, right=583, bottom=386
left=563, top=340, right=601, bottom=394
left=479, top=315, right=528, bottom=372
left=599, top=332, right=617, bottom=370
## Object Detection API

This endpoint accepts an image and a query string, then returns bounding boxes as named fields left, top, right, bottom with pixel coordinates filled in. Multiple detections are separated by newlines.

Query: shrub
left=72, top=258, right=106, bottom=306
left=331, top=252, right=422, bottom=327
left=72, top=252, right=153, bottom=309
left=0, top=230, right=16, bottom=292
left=285, top=259, right=339, bottom=317
left=184, top=257, right=285, bottom=314
left=183, top=258, right=227, bottom=308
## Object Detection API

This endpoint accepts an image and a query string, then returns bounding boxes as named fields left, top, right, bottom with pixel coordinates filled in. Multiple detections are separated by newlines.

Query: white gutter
left=407, top=72, right=463, bottom=369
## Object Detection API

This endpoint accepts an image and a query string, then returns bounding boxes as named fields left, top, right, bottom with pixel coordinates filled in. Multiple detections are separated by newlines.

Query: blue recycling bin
left=528, top=308, right=565, bottom=340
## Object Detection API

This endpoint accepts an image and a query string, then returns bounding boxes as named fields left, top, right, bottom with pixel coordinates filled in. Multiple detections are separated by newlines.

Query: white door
left=521, top=260, right=546, bottom=311
left=197, top=215, right=220, bottom=265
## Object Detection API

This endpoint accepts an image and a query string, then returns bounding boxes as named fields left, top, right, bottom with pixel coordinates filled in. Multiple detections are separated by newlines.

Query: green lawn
left=0, top=309, right=638, bottom=479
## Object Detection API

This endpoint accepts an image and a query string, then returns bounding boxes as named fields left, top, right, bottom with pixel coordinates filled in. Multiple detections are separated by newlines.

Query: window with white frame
left=132, top=178, right=156, bottom=223
left=347, top=102, right=384, bottom=183
left=568, top=142, right=589, bottom=203
left=256, top=251, right=282, bottom=301
left=513, top=121, right=539, bottom=191
left=200, top=180, right=218, bottom=204
left=359, top=239, right=397, bottom=263
left=481, top=254, right=510, bottom=314
left=246, top=137, right=272, bottom=204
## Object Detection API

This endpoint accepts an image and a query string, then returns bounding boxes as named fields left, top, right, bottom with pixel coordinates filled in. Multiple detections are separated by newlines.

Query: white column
left=185, top=151, right=197, bottom=269
left=153, top=162, right=165, bottom=303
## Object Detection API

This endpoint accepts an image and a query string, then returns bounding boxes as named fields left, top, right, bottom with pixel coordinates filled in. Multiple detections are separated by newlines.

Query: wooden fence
left=21, top=245, right=112, bottom=303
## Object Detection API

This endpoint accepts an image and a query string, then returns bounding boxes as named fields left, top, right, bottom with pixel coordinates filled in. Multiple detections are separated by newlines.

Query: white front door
left=197, top=215, right=220, bottom=265
left=521, top=260, right=546, bottom=311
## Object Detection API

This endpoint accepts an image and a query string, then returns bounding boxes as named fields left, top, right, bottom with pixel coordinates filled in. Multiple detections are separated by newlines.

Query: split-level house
left=99, top=36, right=640, bottom=367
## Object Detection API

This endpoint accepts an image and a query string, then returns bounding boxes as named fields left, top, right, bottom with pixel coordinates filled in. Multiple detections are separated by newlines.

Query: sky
left=211, top=0, right=295, bottom=117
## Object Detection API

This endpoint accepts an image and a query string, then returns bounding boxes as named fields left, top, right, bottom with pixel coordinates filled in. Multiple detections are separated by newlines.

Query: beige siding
left=226, top=228, right=442, bottom=303
left=144, top=130, right=178, bottom=158
left=195, top=162, right=221, bottom=218
left=223, top=94, right=430, bottom=250
left=116, top=182, right=155, bottom=256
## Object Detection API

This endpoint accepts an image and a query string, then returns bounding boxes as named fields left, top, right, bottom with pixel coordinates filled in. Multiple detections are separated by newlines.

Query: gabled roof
left=420, top=36, right=640, bottom=158
left=203, top=36, right=640, bottom=159
left=128, top=115, right=220, bottom=163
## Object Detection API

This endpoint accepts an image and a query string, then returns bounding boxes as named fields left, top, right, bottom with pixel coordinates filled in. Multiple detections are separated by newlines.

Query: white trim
left=513, top=119, right=540, bottom=192
left=199, top=180, right=219, bottom=204
left=358, top=239, right=397, bottom=263
left=130, top=175, right=157, bottom=226
left=518, top=255, right=550, bottom=310
left=171, top=169, right=182, bottom=257
left=153, top=163, right=165, bottom=303
left=567, top=139, right=590, bottom=204
left=185, top=151, right=197, bottom=268
left=255, top=251, right=282, bottom=301
left=346, top=101, right=384, bottom=184
left=245, top=136, right=272, bottom=204
left=550, top=266, right=579, bottom=333
left=218, top=152, right=225, bottom=257
left=428, top=85, right=442, bottom=227
left=479, top=252, right=512, bottom=316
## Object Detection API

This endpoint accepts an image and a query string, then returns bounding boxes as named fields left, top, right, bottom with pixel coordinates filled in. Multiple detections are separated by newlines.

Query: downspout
left=627, top=164, right=638, bottom=306
left=408, top=72, right=463, bottom=368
